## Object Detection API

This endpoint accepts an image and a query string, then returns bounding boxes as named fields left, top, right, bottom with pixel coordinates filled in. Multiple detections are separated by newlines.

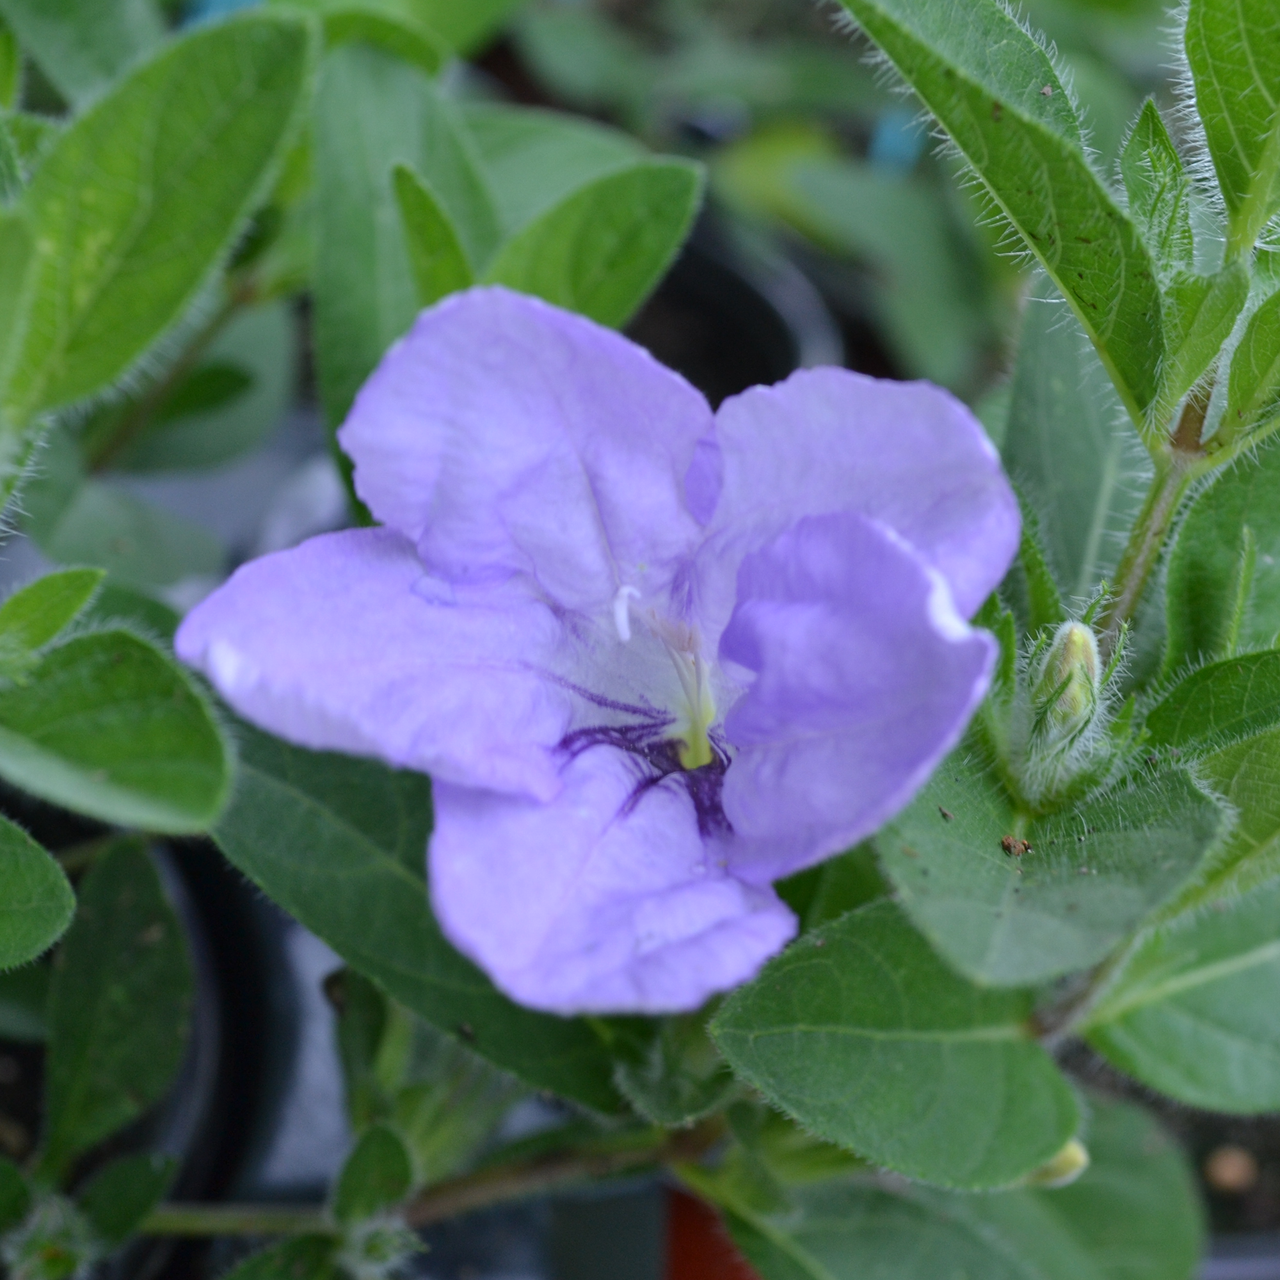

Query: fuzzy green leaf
left=1185, top=0, right=1280, bottom=258
left=0, top=0, right=164, bottom=110
left=41, top=840, right=194, bottom=1178
left=1002, top=290, right=1146, bottom=601
left=705, top=1098, right=1201, bottom=1280
left=267, top=0, right=446, bottom=73
left=392, top=164, right=475, bottom=307
left=1147, top=651, right=1280, bottom=753
left=1086, top=876, right=1280, bottom=1111
left=1226, top=284, right=1280, bottom=434
left=0, top=817, right=73, bottom=971
left=463, top=103, right=643, bottom=238
left=614, top=1015, right=736, bottom=1128
left=485, top=160, right=702, bottom=329
left=313, top=45, right=498, bottom=432
left=0, top=630, right=231, bottom=832
left=1155, top=264, right=1249, bottom=423
left=0, top=568, right=102, bottom=660
left=333, top=1124, right=413, bottom=1224
left=213, top=724, right=624, bottom=1113
left=4, top=14, right=315, bottom=425
left=0, top=1157, right=28, bottom=1234
left=1165, top=436, right=1280, bottom=668
left=413, top=0, right=522, bottom=54
left=0, top=115, right=19, bottom=204
left=835, top=0, right=1163, bottom=423
left=78, top=1153, right=175, bottom=1246
left=711, top=901, right=1079, bottom=1190
left=875, top=745, right=1225, bottom=986
left=1120, top=99, right=1194, bottom=278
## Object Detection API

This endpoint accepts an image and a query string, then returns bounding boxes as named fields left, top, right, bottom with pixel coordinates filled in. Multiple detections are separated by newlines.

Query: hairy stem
left=1097, top=453, right=1194, bottom=659
left=140, top=1122, right=724, bottom=1239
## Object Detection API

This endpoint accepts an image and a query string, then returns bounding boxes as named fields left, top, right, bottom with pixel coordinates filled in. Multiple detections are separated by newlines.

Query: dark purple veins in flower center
left=559, top=718, right=733, bottom=840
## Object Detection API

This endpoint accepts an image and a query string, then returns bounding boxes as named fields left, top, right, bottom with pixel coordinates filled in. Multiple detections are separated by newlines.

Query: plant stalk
left=140, top=1121, right=724, bottom=1239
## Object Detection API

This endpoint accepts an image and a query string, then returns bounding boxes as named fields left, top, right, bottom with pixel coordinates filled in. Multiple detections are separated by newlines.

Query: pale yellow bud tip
left=1022, top=1138, right=1090, bottom=1188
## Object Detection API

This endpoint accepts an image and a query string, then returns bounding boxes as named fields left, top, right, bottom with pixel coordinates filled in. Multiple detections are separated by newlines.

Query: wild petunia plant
left=0, top=0, right=1277, bottom=1277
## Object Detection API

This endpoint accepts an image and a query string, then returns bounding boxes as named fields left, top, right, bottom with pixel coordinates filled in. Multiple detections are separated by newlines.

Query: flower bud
left=1034, top=622, right=1101, bottom=741
left=1020, top=1138, right=1090, bottom=1188
left=1, top=1197, right=99, bottom=1280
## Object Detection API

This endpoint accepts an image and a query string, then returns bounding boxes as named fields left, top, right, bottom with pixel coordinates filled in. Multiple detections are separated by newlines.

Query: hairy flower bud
left=1, top=1197, right=99, bottom=1280
left=1034, top=622, right=1101, bottom=742
left=1021, top=1138, right=1091, bottom=1189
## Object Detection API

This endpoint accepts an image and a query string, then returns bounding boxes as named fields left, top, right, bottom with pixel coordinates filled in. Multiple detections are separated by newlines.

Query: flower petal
left=694, top=367, right=1019, bottom=641
left=430, top=748, right=797, bottom=1015
left=175, top=528, right=572, bottom=799
left=719, top=511, right=995, bottom=883
left=337, top=287, right=713, bottom=615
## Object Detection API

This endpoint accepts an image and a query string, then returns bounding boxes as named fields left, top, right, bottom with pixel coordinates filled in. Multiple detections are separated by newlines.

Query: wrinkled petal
left=693, top=367, right=1019, bottom=641
left=338, top=287, right=714, bottom=615
left=175, top=528, right=573, bottom=799
left=719, top=511, right=995, bottom=883
left=430, top=748, right=797, bottom=1014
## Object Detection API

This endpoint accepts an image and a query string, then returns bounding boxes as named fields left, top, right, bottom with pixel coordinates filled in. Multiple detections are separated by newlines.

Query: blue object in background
left=869, top=106, right=927, bottom=173
left=189, top=0, right=260, bottom=16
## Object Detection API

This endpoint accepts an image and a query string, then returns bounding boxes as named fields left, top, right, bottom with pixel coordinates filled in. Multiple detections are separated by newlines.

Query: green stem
left=140, top=1206, right=331, bottom=1237
left=1097, top=453, right=1194, bottom=659
left=140, top=1122, right=724, bottom=1239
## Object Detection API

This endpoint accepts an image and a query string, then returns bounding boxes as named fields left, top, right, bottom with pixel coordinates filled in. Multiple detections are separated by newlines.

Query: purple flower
left=177, top=288, right=1018, bottom=1015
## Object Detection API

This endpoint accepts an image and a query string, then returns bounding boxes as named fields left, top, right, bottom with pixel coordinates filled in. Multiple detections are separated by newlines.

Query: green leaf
left=82, top=582, right=178, bottom=645
left=412, top=0, right=523, bottom=55
left=4, top=14, right=315, bottom=425
left=1155, top=264, right=1250, bottom=423
left=219, top=1237, right=339, bottom=1280
left=0, top=816, right=73, bottom=970
left=0, top=568, right=103, bottom=661
left=875, top=745, right=1225, bottom=986
left=0, top=1156, right=29, bottom=1233
left=485, top=160, right=702, bottom=329
left=711, top=901, right=1079, bottom=1190
left=835, top=0, right=1163, bottom=425
left=1120, top=99, right=1193, bottom=278
left=1226, top=284, right=1280, bottom=435
left=0, top=629, right=232, bottom=832
left=0, top=115, right=19, bottom=204
left=41, top=839, right=194, bottom=1179
left=333, top=1124, right=413, bottom=1224
left=213, top=724, right=623, bottom=1113
left=1002, top=289, right=1146, bottom=601
left=1185, top=0, right=1280, bottom=258
left=1165, top=435, right=1280, bottom=668
left=614, top=1014, right=737, bottom=1127
left=328, top=967, right=393, bottom=1130
left=0, top=962, right=49, bottom=1040
left=1086, top=875, right=1280, bottom=1111
left=1002, top=504, right=1068, bottom=638
left=108, top=303, right=294, bottom=473
left=1146, top=651, right=1280, bottom=753
left=0, top=0, right=164, bottom=110
left=389, top=1020, right=521, bottom=1185
left=268, top=0, right=445, bottom=74
left=392, top=164, right=475, bottom=308
left=0, top=206, right=32, bottom=383
left=463, top=102, right=642, bottom=238
left=0, top=23, right=17, bottom=112
left=702, top=1097, right=1202, bottom=1280
left=312, top=45, right=498, bottom=431
left=78, top=1153, right=175, bottom=1246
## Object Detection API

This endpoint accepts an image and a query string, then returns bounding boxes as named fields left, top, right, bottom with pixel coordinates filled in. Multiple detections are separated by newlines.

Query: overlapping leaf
left=711, top=901, right=1078, bottom=1190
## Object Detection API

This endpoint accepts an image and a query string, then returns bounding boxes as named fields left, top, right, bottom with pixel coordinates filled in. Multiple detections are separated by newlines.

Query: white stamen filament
left=612, top=586, right=641, bottom=642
